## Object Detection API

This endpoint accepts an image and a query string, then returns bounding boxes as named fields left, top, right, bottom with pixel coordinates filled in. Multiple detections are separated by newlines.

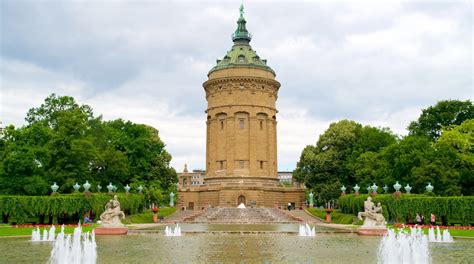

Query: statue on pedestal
left=99, top=195, right=125, bottom=227
left=357, top=196, right=385, bottom=227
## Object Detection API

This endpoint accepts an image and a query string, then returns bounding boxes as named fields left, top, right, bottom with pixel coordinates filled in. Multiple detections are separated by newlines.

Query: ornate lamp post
left=393, top=181, right=401, bottom=198
left=169, top=192, right=175, bottom=207
left=383, top=185, right=389, bottom=193
left=107, top=182, right=114, bottom=194
left=137, top=185, right=143, bottom=194
left=308, top=192, right=314, bottom=208
left=83, top=181, right=91, bottom=193
left=404, top=184, right=412, bottom=194
left=371, top=183, right=378, bottom=195
left=73, top=182, right=80, bottom=192
left=426, top=183, right=434, bottom=193
left=353, top=184, right=360, bottom=196
left=51, top=182, right=59, bottom=195
left=124, top=184, right=131, bottom=195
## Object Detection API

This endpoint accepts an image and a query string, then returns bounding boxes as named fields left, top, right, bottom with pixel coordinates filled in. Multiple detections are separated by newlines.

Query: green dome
left=208, top=5, right=275, bottom=75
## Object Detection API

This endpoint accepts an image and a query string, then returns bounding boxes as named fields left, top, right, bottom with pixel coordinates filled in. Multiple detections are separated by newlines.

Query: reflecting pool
left=1, top=225, right=473, bottom=263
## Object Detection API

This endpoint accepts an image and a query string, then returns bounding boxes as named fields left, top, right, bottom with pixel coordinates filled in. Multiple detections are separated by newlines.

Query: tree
left=293, top=120, right=396, bottom=199
left=408, top=100, right=473, bottom=141
left=435, top=119, right=474, bottom=195
left=0, top=94, right=177, bottom=197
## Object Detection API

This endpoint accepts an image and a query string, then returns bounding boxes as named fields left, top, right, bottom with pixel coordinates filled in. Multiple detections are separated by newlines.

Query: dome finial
left=232, top=4, right=252, bottom=44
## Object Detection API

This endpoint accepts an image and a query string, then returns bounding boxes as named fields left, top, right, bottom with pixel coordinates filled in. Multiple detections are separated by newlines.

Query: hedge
left=338, top=194, right=474, bottom=225
left=0, top=193, right=145, bottom=224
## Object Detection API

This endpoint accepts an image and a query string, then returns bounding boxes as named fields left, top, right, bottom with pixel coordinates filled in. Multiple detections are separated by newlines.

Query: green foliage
left=306, top=208, right=356, bottom=224
left=121, top=207, right=177, bottom=224
left=339, top=194, right=474, bottom=225
left=436, top=119, right=474, bottom=195
left=294, top=100, right=473, bottom=197
left=293, top=120, right=396, bottom=201
left=408, top=100, right=473, bottom=141
left=0, top=94, right=177, bottom=196
left=0, top=193, right=144, bottom=224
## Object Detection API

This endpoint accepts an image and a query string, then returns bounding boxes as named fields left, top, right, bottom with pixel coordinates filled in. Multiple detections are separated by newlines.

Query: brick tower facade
left=178, top=5, right=305, bottom=209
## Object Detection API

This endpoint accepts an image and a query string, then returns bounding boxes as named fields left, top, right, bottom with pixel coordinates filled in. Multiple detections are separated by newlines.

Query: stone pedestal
left=357, top=226, right=387, bottom=236
left=324, top=209, right=333, bottom=222
left=94, top=227, right=128, bottom=235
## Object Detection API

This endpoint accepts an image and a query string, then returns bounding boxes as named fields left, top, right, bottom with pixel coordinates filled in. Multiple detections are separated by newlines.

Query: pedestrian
left=430, top=213, right=436, bottom=226
left=415, top=213, right=422, bottom=225
left=288, top=202, right=291, bottom=211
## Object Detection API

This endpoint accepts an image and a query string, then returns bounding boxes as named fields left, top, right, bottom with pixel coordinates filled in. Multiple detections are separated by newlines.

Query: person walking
left=430, top=213, right=436, bottom=226
left=415, top=213, right=422, bottom=225
left=287, top=202, right=291, bottom=211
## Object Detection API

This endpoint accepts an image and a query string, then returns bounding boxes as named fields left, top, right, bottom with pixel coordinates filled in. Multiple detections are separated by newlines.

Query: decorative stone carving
left=358, top=196, right=386, bottom=227
left=357, top=196, right=387, bottom=236
left=99, top=195, right=125, bottom=227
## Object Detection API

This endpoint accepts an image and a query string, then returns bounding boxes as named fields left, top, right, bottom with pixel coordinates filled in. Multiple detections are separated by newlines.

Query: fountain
left=165, top=224, right=182, bottom=236
left=428, top=226, right=453, bottom=243
left=378, top=228, right=430, bottom=264
left=49, top=224, right=97, bottom=264
left=31, top=225, right=56, bottom=242
left=298, top=223, right=316, bottom=237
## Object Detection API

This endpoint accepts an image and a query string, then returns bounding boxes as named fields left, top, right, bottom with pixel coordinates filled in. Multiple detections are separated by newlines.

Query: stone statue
left=357, top=196, right=386, bottom=227
left=99, top=195, right=125, bottom=227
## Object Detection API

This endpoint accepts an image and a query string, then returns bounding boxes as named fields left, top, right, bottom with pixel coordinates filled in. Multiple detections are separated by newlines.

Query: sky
left=1, top=0, right=472, bottom=172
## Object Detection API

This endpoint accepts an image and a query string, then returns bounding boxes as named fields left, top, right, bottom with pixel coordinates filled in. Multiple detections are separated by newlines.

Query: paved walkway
left=284, top=209, right=325, bottom=223
left=285, top=209, right=358, bottom=231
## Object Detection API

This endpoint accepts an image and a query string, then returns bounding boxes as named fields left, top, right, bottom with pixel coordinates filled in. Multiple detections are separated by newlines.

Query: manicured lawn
left=388, top=225, right=474, bottom=238
left=121, top=207, right=177, bottom=224
left=306, top=208, right=357, bottom=224
left=0, top=224, right=97, bottom=237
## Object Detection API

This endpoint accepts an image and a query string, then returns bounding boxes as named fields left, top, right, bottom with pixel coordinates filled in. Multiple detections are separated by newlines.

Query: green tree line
left=294, top=100, right=473, bottom=202
left=0, top=94, right=177, bottom=204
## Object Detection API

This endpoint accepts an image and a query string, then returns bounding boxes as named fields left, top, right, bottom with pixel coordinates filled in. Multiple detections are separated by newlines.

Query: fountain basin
left=358, top=226, right=388, bottom=236
left=2, top=232, right=472, bottom=263
left=94, top=227, right=128, bottom=235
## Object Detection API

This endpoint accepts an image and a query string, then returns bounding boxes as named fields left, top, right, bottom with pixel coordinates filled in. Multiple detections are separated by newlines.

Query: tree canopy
left=0, top=94, right=177, bottom=203
left=408, top=100, right=473, bottom=141
left=294, top=100, right=473, bottom=202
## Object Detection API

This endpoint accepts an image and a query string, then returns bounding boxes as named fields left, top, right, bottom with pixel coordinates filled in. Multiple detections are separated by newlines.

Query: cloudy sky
left=1, top=0, right=472, bottom=172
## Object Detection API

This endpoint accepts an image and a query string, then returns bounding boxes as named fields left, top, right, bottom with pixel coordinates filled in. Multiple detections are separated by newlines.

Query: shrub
left=339, top=194, right=474, bottom=225
left=0, top=193, right=145, bottom=224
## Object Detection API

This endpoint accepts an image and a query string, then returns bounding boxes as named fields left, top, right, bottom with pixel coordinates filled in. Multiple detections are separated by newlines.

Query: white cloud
left=1, top=1, right=472, bottom=173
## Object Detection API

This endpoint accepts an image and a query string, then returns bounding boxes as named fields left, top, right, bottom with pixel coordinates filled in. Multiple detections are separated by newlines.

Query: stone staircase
left=191, top=208, right=300, bottom=223
left=163, top=209, right=206, bottom=223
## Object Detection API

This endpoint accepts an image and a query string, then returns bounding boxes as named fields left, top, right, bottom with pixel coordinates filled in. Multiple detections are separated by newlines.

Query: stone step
left=190, top=208, right=300, bottom=223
